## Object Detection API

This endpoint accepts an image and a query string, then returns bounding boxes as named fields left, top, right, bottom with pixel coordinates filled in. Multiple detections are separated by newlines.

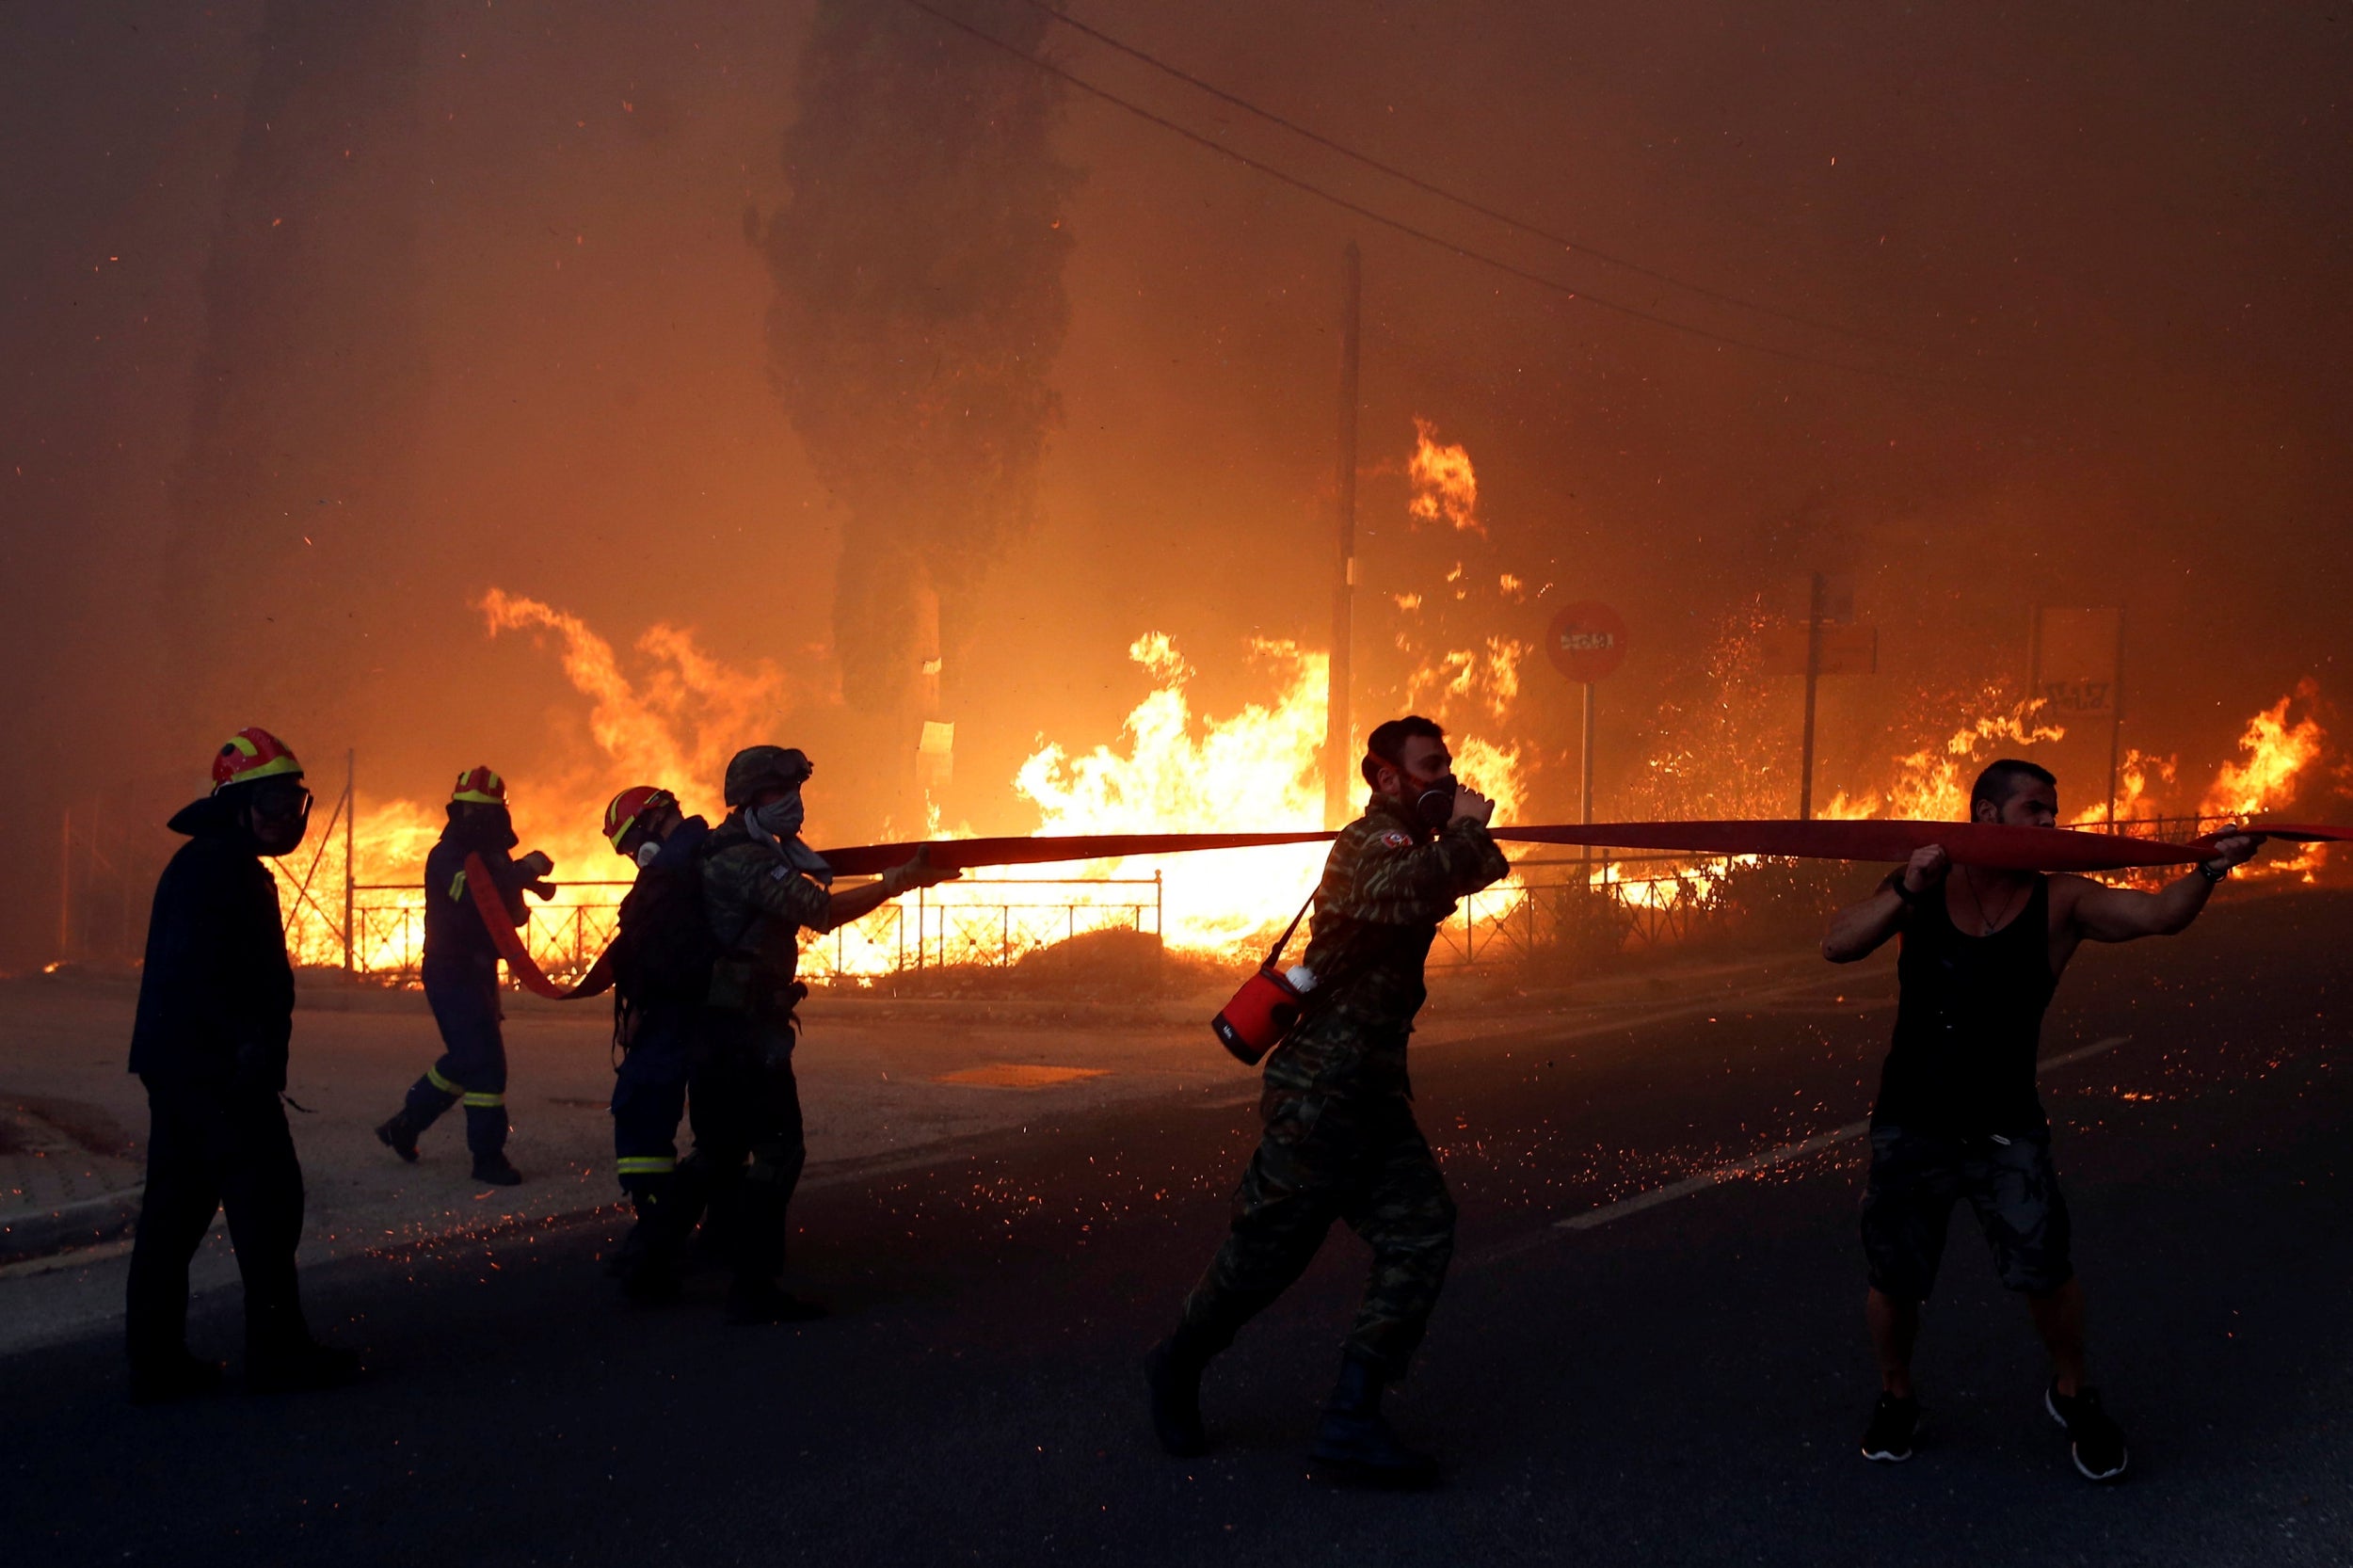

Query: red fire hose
left=464, top=820, right=2345, bottom=1002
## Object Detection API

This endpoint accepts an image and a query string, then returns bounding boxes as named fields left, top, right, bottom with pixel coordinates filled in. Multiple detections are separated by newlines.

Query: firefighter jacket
left=1265, top=792, right=1510, bottom=1097
left=421, top=828, right=529, bottom=980
left=698, top=812, right=834, bottom=1017
left=127, top=795, right=296, bottom=1091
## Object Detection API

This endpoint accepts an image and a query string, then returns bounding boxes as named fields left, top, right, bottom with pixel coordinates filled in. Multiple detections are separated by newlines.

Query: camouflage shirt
left=699, top=813, right=836, bottom=1014
left=1264, top=793, right=1511, bottom=1096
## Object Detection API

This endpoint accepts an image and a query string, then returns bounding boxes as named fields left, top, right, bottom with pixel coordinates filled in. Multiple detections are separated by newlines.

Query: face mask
left=633, top=840, right=663, bottom=869
left=1412, top=775, right=1458, bottom=830
left=750, top=792, right=805, bottom=841
left=456, top=805, right=519, bottom=852
left=246, top=782, right=312, bottom=856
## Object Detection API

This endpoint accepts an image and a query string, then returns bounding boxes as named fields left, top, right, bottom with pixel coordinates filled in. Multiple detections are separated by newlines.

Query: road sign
left=1760, top=622, right=1879, bottom=677
left=2034, top=607, right=2121, bottom=717
left=1545, top=601, right=1628, bottom=683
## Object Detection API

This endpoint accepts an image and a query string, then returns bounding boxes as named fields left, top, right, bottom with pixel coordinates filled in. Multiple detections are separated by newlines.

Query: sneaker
left=1861, top=1392, right=1920, bottom=1462
left=471, top=1154, right=523, bottom=1187
left=375, top=1112, right=420, bottom=1163
left=2045, top=1383, right=2128, bottom=1481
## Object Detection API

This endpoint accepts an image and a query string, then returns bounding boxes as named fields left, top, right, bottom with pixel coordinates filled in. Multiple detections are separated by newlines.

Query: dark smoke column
left=764, top=0, right=1074, bottom=829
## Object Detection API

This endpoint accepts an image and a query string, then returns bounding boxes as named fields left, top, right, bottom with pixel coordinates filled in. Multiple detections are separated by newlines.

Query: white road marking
left=1549, top=1034, right=2133, bottom=1233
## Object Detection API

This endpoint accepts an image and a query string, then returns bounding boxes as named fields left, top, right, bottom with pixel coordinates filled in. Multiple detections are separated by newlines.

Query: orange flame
left=2201, top=680, right=2327, bottom=819
left=1820, top=693, right=2066, bottom=822
left=1407, top=417, right=1481, bottom=536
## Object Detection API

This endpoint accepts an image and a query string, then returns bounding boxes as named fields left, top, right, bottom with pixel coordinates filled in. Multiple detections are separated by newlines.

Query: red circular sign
left=1545, top=601, right=1628, bottom=682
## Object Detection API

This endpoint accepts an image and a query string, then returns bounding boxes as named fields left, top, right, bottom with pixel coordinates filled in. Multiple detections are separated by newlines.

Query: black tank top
left=1872, top=874, right=2056, bottom=1135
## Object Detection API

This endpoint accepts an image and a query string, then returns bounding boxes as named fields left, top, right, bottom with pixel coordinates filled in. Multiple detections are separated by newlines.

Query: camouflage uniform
left=695, top=812, right=832, bottom=1288
left=1177, top=793, right=1509, bottom=1378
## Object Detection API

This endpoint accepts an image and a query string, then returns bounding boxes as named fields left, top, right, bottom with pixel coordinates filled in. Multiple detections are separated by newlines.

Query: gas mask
left=1411, top=775, right=1459, bottom=830
left=453, top=803, right=519, bottom=853
left=633, top=840, right=663, bottom=870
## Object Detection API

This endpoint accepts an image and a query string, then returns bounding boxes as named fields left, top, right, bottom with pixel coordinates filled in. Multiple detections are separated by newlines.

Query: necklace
left=1958, top=867, right=2028, bottom=936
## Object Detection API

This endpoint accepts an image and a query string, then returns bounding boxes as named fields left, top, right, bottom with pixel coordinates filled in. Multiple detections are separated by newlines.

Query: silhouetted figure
left=124, top=728, right=360, bottom=1401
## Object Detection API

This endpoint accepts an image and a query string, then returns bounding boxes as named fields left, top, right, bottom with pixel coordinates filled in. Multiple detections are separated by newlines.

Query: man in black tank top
left=1823, top=759, right=2257, bottom=1482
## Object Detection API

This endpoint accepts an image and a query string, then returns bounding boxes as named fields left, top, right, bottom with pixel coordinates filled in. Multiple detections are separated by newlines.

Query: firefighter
left=696, top=744, right=957, bottom=1322
left=1144, top=714, right=1508, bottom=1485
left=373, top=767, right=554, bottom=1185
left=124, top=728, right=361, bottom=1400
left=599, top=783, right=715, bottom=1303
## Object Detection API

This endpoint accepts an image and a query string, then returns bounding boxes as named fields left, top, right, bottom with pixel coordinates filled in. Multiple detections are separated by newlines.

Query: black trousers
left=124, top=1076, right=309, bottom=1368
left=691, top=1016, right=808, bottom=1286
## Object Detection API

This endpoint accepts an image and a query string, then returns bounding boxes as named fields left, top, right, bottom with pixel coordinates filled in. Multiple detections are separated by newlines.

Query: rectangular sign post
left=1579, top=680, right=1594, bottom=871
left=1799, top=573, right=1826, bottom=822
left=1764, top=574, right=1874, bottom=820
left=1545, top=601, right=1629, bottom=876
left=2029, top=606, right=2126, bottom=824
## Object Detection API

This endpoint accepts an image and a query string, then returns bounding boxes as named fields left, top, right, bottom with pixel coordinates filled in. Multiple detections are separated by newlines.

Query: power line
left=894, top=0, right=1961, bottom=387
left=1010, top=0, right=1888, bottom=345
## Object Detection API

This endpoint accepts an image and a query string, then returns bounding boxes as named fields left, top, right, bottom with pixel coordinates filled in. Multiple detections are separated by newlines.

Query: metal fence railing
left=330, top=873, right=1166, bottom=986
left=1429, top=857, right=1720, bottom=968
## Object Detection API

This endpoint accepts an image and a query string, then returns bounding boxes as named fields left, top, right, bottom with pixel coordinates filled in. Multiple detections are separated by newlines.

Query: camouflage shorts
left=1861, top=1124, right=2073, bottom=1300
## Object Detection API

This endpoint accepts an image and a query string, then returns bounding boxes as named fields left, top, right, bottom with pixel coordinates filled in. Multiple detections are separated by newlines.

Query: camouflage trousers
left=1177, top=1087, right=1456, bottom=1379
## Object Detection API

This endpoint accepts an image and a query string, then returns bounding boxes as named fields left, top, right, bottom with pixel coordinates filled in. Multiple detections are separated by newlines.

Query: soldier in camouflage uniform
left=698, top=744, right=956, bottom=1323
left=1147, top=715, right=1508, bottom=1484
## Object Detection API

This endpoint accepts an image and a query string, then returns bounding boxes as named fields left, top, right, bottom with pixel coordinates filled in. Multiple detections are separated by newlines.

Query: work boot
left=128, top=1351, right=226, bottom=1406
left=1144, top=1336, right=1211, bottom=1457
left=724, top=1277, right=828, bottom=1325
left=611, top=1225, right=686, bottom=1305
left=1309, top=1352, right=1441, bottom=1488
left=375, top=1111, right=421, bottom=1163
left=471, top=1153, right=523, bottom=1187
left=247, top=1339, right=362, bottom=1395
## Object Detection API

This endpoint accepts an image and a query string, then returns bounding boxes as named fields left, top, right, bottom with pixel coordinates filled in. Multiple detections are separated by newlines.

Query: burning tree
left=762, top=0, right=1076, bottom=830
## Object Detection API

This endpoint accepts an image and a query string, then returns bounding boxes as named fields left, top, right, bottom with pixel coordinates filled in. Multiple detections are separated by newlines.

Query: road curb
left=0, top=1187, right=144, bottom=1264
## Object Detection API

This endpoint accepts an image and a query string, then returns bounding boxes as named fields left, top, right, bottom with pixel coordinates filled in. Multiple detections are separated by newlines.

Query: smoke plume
left=763, top=0, right=1075, bottom=824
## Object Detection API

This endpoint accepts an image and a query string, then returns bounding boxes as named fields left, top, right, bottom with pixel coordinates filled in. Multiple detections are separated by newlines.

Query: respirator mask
left=633, top=840, right=663, bottom=870
left=1412, top=775, right=1459, bottom=830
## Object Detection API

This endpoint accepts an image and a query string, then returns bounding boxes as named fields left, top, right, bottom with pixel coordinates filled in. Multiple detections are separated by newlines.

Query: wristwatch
left=2198, top=860, right=2230, bottom=884
left=1881, top=868, right=1919, bottom=905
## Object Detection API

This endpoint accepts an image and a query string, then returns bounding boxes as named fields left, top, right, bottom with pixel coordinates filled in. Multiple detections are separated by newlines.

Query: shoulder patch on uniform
left=1381, top=830, right=1413, bottom=848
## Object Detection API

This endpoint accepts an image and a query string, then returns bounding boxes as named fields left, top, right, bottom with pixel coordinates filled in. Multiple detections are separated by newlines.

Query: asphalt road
left=6, top=889, right=2349, bottom=1566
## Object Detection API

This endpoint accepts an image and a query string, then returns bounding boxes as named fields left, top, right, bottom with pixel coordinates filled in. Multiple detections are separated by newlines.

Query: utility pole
left=1323, top=241, right=1362, bottom=829
left=57, top=808, right=72, bottom=962
left=2106, top=611, right=2126, bottom=827
left=1798, top=571, right=1827, bottom=822
left=343, top=748, right=357, bottom=972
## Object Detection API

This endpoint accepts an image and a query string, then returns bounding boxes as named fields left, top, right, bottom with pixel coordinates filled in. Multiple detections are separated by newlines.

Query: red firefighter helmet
left=451, top=765, right=507, bottom=807
left=602, top=784, right=677, bottom=852
left=211, top=728, right=304, bottom=793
